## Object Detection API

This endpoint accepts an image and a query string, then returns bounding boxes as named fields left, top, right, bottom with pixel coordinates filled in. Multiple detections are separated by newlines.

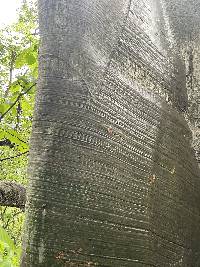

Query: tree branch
left=0, top=82, right=36, bottom=122
left=0, top=139, right=15, bottom=148
left=0, top=181, right=26, bottom=209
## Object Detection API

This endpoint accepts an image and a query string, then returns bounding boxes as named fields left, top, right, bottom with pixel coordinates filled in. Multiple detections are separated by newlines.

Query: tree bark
left=0, top=139, right=14, bottom=148
left=21, top=0, right=200, bottom=266
left=0, top=181, right=26, bottom=209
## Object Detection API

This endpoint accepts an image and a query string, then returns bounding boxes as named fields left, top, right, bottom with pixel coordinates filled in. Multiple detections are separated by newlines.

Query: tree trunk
left=21, top=0, right=200, bottom=266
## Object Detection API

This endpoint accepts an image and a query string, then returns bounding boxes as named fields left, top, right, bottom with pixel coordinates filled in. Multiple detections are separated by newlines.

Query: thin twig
left=4, top=50, right=16, bottom=98
left=0, top=151, right=29, bottom=162
left=0, top=82, right=36, bottom=122
left=16, top=101, right=22, bottom=130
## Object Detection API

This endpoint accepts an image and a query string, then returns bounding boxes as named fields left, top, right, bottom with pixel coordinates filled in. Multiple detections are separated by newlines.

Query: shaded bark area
left=22, top=0, right=200, bottom=266
left=159, top=0, right=200, bottom=167
left=0, top=181, right=26, bottom=209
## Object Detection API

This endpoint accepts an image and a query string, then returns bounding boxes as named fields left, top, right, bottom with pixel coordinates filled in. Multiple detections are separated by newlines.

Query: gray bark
left=0, top=181, right=26, bottom=209
left=22, top=0, right=200, bottom=266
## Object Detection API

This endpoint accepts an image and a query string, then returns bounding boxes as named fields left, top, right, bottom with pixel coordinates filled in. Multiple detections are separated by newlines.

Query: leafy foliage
left=0, top=0, right=38, bottom=265
left=0, top=225, right=21, bottom=267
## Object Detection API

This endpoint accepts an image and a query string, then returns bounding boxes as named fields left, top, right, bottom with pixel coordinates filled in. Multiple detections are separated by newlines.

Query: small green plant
left=0, top=226, right=21, bottom=267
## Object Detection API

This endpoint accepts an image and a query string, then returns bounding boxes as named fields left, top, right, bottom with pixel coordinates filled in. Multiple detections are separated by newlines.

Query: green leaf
left=10, top=83, right=21, bottom=93
left=18, top=144, right=29, bottom=152
left=14, top=247, right=21, bottom=258
left=25, top=53, right=36, bottom=65
left=4, top=130, right=28, bottom=149
left=0, top=260, right=13, bottom=267
left=0, top=227, right=15, bottom=252
left=0, top=131, right=5, bottom=139
left=0, top=129, right=28, bottom=152
left=15, top=53, right=26, bottom=68
left=33, top=44, right=38, bottom=52
left=0, top=104, right=10, bottom=114
left=21, top=99, right=32, bottom=112
left=17, top=76, right=28, bottom=86
left=11, top=107, right=17, bottom=117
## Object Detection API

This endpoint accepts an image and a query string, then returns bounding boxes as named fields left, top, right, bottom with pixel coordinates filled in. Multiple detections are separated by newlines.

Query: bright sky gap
left=0, top=0, right=22, bottom=28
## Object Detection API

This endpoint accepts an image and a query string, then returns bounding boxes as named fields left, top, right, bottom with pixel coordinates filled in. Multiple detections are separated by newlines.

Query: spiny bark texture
left=22, top=0, right=200, bottom=266
left=0, top=181, right=26, bottom=209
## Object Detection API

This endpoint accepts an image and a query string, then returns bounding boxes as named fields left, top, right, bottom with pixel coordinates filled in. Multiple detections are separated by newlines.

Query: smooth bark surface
left=22, top=0, right=200, bottom=266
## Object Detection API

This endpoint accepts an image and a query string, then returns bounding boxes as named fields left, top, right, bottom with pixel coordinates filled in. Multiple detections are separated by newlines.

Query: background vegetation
left=0, top=1, right=38, bottom=265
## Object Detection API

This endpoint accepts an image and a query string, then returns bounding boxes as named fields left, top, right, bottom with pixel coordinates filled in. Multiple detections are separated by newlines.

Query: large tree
left=21, top=0, right=200, bottom=266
